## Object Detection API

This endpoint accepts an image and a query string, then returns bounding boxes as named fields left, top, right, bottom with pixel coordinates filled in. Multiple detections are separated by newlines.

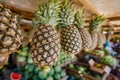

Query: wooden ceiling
left=73, top=0, right=120, bottom=36
left=3, top=0, right=120, bottom=36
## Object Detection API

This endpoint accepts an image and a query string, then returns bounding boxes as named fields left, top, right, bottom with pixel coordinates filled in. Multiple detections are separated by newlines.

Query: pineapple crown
left=33, top=0, right=61, bottom=27
left=57, top=0, right=75, bottom=28
left=74, top=8, right=84, bottom=28
left=89, top=15, right=107, bottom=32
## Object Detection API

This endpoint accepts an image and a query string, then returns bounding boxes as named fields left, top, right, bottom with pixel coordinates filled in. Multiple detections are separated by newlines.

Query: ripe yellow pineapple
left=74, top=9, right=92, bottom=52
left=58, top=0, right=82, bottom=55
left=89, top=15, right=106, bottom=49
left=0, top=3, right=23, bottom=53
left=30, top=0, right=60, bottom=68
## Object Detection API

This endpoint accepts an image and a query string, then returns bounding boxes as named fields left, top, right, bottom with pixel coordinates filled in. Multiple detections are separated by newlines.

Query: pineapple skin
left=31, top=23, right=60, bottom=67
left=97, top=32, right=104, bottom=48
left=0, top=52, right=9, bottom=66
left=90, top=32, right=98, bottom=50
left=0, top=3, right=23, bottom=53
left=78, top=28, right=92, bottom=51
left=101, top=33, right=106, bottom=44
left=60, top=25, right=82, bottom=54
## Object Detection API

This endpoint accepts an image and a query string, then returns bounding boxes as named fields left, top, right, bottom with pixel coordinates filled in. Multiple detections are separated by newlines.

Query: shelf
left=60, top=59, right=77, bottom=68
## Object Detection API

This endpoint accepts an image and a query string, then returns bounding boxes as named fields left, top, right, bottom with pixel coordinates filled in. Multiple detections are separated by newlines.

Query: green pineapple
left=74, top=8, right=92, bottom=51
left=30, top=0, right=60, bottom=68
left=58, top=0, right=82, bottom=55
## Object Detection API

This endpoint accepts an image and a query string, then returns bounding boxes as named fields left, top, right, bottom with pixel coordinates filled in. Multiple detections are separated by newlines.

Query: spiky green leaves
left=33, top=0, right=61, bottom=27
left=89, top=15, right=107, bottom=32
left=74, top=8, right=84, bottom=28
left=57, top=0, right=75, bottom=28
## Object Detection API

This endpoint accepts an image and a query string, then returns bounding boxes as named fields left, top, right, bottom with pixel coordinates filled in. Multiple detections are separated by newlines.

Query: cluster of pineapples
left=30, top=0, right=107, bottom=68
left=0, top=3, right=23, bottom=67
left=0, top=0, right=107, bottom=69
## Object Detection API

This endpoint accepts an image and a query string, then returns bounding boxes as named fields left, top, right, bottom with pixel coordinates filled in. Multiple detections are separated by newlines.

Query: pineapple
left=89, top=15, right=106, bottom=49
left=102, top=31, right=106, bottom=44
left=30, top=0, right=60, bottom=68
left=58, top=0, right=82, bottom=55
left=0, top=3, right=23, bottom=53
left=106, top=28, right=112, bottom=40
left=89, top=18, right=98, bottom=50
left=0, top=52, right=9, bottom=66
left=101, top=32, right=106, bottom=44
left=74, top=9, right=92, bottom=52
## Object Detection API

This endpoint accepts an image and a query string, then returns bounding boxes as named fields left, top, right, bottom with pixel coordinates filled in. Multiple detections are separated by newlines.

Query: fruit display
left=58, top=0, right=82, bottom=55
left=67, top=63, right=102, bottom=80
left=22, top=64, right=67, bottom=80
left=12, top=46, right=67, bottom=80
left=30, top=0, right=60, bottom=68
left=88, top=49, right=105, bottom=57
left=67, top=64, right=85, bottom=73
left=0, top=3, right=23, bottom=53
left=59, top=49, right=76, bottom=65
left=101, top=55, right=117, bottom=66
left=16, top=46, right=33, bottom=64
left=0, top=0, right=120, bottom=80
left=74, top=9, right=92, bottom=52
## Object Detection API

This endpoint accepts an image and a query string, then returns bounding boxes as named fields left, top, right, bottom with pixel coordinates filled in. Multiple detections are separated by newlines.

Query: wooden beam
left=113, top=27, right=120, bottom=31
left=105, top=11, right=120, bottom=18
left=74, top=0, right=101, bottom=15
left=108, top=16, right=120, bottom=21
left=111, top=34, right=120, bottom=38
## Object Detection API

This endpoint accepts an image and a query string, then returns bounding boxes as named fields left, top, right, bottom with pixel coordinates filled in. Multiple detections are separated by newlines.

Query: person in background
left=104, top=29, right=117, bottom=56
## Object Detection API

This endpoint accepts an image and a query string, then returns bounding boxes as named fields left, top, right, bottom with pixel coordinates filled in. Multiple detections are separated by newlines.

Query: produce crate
left=76, top=51, right=101, bottom=63
left=89, top=59, right=111, bottom=74
left=102, top=73, right=119, bottom=80
left=65, top=67, right=98, bottom=80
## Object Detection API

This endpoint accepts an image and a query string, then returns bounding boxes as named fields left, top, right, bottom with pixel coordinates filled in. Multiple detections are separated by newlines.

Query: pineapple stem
left=57, top=0, right=75, bottom=28
left=33, top=0, right=61, bottom=27
left=89, top=15, right=107, bottom=32
left=74, top=8, right=84, bottom=28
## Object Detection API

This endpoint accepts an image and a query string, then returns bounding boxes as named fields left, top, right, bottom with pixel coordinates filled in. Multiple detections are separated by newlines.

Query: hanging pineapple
left=89, top=15, right=106, bottom=49
left=106, top=28, right=113, bottom=40
left=30, top=0, right=60, bottom=68
left=89, top=18, right=98, bottom=50
left=0, top=3, right=23, bottom=53
left=58, top=0, right=82, bottom=55
left=74, top=9, right=92, bottom=52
